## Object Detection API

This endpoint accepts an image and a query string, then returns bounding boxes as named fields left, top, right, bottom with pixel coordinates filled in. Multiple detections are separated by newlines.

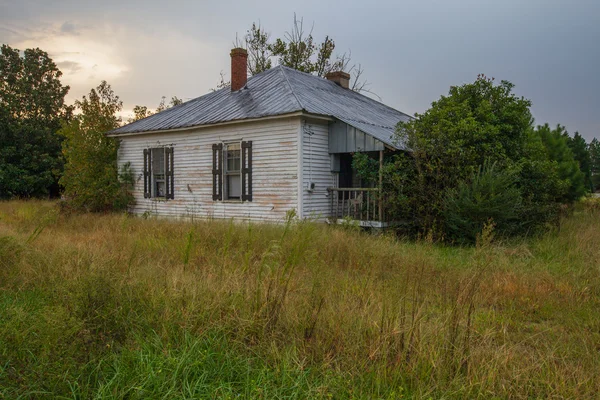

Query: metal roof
left=109, top=65, right=412, bottom=149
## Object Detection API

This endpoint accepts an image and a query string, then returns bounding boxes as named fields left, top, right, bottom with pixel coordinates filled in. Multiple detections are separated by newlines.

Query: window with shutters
left=143, top=147, right=174, bottom=199
left=225, top=143, right=241, bottom=200
left=212, top=141, right=252, bottom=202
left=152, top=148, right=166, bottom=197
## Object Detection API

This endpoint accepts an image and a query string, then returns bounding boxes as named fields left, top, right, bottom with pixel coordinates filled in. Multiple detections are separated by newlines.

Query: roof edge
left=336, top=117, right=404, bottom=151
left=106, top=111, right=333, bottom=137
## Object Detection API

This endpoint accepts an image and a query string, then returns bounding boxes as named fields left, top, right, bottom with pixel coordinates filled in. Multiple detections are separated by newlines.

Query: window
left=143, top=147, right=174, bottom=199
left=225, top=143, right=241, bottom=199
left=152, top=148, right=166, bottom=197
left=212, top=141, right=252, bottom=201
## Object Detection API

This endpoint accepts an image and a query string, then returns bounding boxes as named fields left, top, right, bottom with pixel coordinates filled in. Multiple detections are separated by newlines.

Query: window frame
left=212, top=140, right=252, bottom=203
left=144, top=146, right=174, bottom=200
left=151, top=147, right=166, bottom=199
left=223, top=141, right=243, bottom=201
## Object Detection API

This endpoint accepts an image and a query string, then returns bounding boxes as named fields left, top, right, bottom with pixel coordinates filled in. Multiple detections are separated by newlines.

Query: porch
left=326, top=119, right=392, bottom=228
left=327, top=187, right=389, bottom=228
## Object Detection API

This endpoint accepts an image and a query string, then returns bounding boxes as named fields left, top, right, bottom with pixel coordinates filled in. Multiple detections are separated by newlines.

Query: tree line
left=0, top=44, right=180, bottom=206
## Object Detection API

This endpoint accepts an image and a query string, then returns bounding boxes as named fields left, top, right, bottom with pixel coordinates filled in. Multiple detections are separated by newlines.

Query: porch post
left=378, top=149, right=383, bottom=221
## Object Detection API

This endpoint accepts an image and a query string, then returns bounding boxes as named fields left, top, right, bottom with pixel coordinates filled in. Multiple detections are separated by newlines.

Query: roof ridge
left=278, top=66, right=304, bottom=111
left=281, top=65, right=413, bottom=120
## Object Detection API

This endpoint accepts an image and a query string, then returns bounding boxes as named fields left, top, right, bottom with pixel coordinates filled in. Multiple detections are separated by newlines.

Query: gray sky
left=1, top=0, right=599, bottom=140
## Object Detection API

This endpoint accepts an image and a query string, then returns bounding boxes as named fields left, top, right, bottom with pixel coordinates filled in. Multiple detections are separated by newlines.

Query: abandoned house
left=107, top=48, right=412, bottom=226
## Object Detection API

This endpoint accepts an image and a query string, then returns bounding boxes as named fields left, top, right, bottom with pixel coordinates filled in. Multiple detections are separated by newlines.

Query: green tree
left=130, top=105, right=152, bottom=122
left=564, top=131, right=592, bottom=191
left=384, top=75, right=581, bottom=238
left=217, top=16, right=370, bottom=92
left=245, top=23, right=272, bottom=75
left=535, top=123, right=586, bottom=202
left=268, top=14, right=340, bottom=77
left=0, top=45, right=71, bottom=198
left=60, top=81, right=132, bottom=211
left=589, top=138, right=600, bottom=190
left=395, top=75, right=534, bottom=231
left=128, top=96, right=183, bottom=123
left=155, top=96, right=183, bottom=113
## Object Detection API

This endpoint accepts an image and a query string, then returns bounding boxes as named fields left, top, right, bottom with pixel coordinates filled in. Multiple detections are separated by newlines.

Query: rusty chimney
left=325, top=71, right=350, bottom=89
left=230, top=48, right=248, bottom=91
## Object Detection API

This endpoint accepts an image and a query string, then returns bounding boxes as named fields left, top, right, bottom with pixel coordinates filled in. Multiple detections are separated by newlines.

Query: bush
left=392, top=76, right=537, bottom=235
left=444, top=161, right=522, bottom=243
left=352, top=151, right=418, bottom=227
left=579, top=196, right=600, bottom=213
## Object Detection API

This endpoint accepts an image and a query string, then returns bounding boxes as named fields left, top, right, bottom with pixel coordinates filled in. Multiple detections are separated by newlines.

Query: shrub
left=395, top=76, right=534, bottom=233
left=352, top=151, right=417, bottom=227
left=444, top=161, right=522, bottom=243
left=579, top=196, right=600, bottom=213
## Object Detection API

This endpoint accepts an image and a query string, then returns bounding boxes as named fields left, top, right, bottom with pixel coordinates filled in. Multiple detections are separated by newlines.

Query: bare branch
left=245, top=22, right=272, bottom=75
left=331, top=51, right=379, bottom=98
left=211, top=70, right=230, bottom=92
left=220, top=16, right=377, bottom=97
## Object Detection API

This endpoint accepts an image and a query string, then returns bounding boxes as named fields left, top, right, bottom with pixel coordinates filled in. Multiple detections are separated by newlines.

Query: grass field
left=1, top=200, right=599, bottom=399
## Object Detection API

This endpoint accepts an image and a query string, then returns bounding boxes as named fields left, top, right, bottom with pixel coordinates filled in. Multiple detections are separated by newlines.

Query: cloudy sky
left=1, top=0, right=599, bottom=139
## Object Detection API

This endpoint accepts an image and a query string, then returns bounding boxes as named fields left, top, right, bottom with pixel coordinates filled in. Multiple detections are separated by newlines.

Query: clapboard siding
left=117, top=117, right=300, bottom=222
left=301, top=120, right=336, bottom=220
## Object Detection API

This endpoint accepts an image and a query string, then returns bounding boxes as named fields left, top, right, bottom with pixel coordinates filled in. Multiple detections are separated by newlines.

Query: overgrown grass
left=1, top=200, right=599, bottom=399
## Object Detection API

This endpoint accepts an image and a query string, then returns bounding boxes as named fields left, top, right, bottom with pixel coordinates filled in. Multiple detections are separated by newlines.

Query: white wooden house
left=107, top=48, right=411, bottom=225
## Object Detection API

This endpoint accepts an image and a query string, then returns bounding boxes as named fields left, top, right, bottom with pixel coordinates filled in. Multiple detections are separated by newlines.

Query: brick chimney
left=325, top=71, right=350, bottom=89
left=230, top=48, right=248, bottom=91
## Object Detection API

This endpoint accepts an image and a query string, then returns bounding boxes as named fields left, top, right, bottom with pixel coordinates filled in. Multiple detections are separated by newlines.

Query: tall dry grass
left=1, top=200, right=599, bottom=398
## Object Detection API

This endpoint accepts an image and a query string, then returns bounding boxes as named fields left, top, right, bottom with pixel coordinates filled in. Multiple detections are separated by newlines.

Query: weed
left=0, top=200, right=599, bottom=398
left=182, top=227, right=194, bottom=268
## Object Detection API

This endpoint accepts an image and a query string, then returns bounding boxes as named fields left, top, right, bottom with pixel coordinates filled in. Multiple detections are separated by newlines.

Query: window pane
left=226, top=143, right=241, bottom=172
left=228, top=174, right=241, bottom=199
left=227, top=155, right=240, bottom=172
left=151, top=148, right=165, bottom=197
left=155, top=181, right=165, bottom=197
left=152, top=148, right=165, bottom=175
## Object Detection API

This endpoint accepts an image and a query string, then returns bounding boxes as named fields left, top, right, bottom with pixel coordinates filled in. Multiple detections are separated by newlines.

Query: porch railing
left=328, top=187, right=385, bottom=223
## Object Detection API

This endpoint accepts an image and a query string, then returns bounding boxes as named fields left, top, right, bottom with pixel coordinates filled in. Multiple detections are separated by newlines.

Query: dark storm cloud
left=0, top=0, right=598, bottom=138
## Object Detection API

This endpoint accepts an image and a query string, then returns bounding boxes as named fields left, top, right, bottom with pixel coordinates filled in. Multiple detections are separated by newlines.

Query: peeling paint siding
left=117, top=117, right=301, bottom=222
left=301, top=120, right=336, bottom=221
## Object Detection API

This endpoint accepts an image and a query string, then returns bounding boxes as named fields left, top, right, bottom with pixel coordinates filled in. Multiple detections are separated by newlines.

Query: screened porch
left=327, top=121, right=391, bottom=228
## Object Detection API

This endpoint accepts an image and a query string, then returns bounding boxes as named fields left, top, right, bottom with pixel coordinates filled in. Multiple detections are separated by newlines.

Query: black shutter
left=165, top=147, right=174, bottom=199
left=241, top=141, right=253, bottom=201
left=143, top=148, right=151, bottom=198
left=212, top=143, right=223, bottom=201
